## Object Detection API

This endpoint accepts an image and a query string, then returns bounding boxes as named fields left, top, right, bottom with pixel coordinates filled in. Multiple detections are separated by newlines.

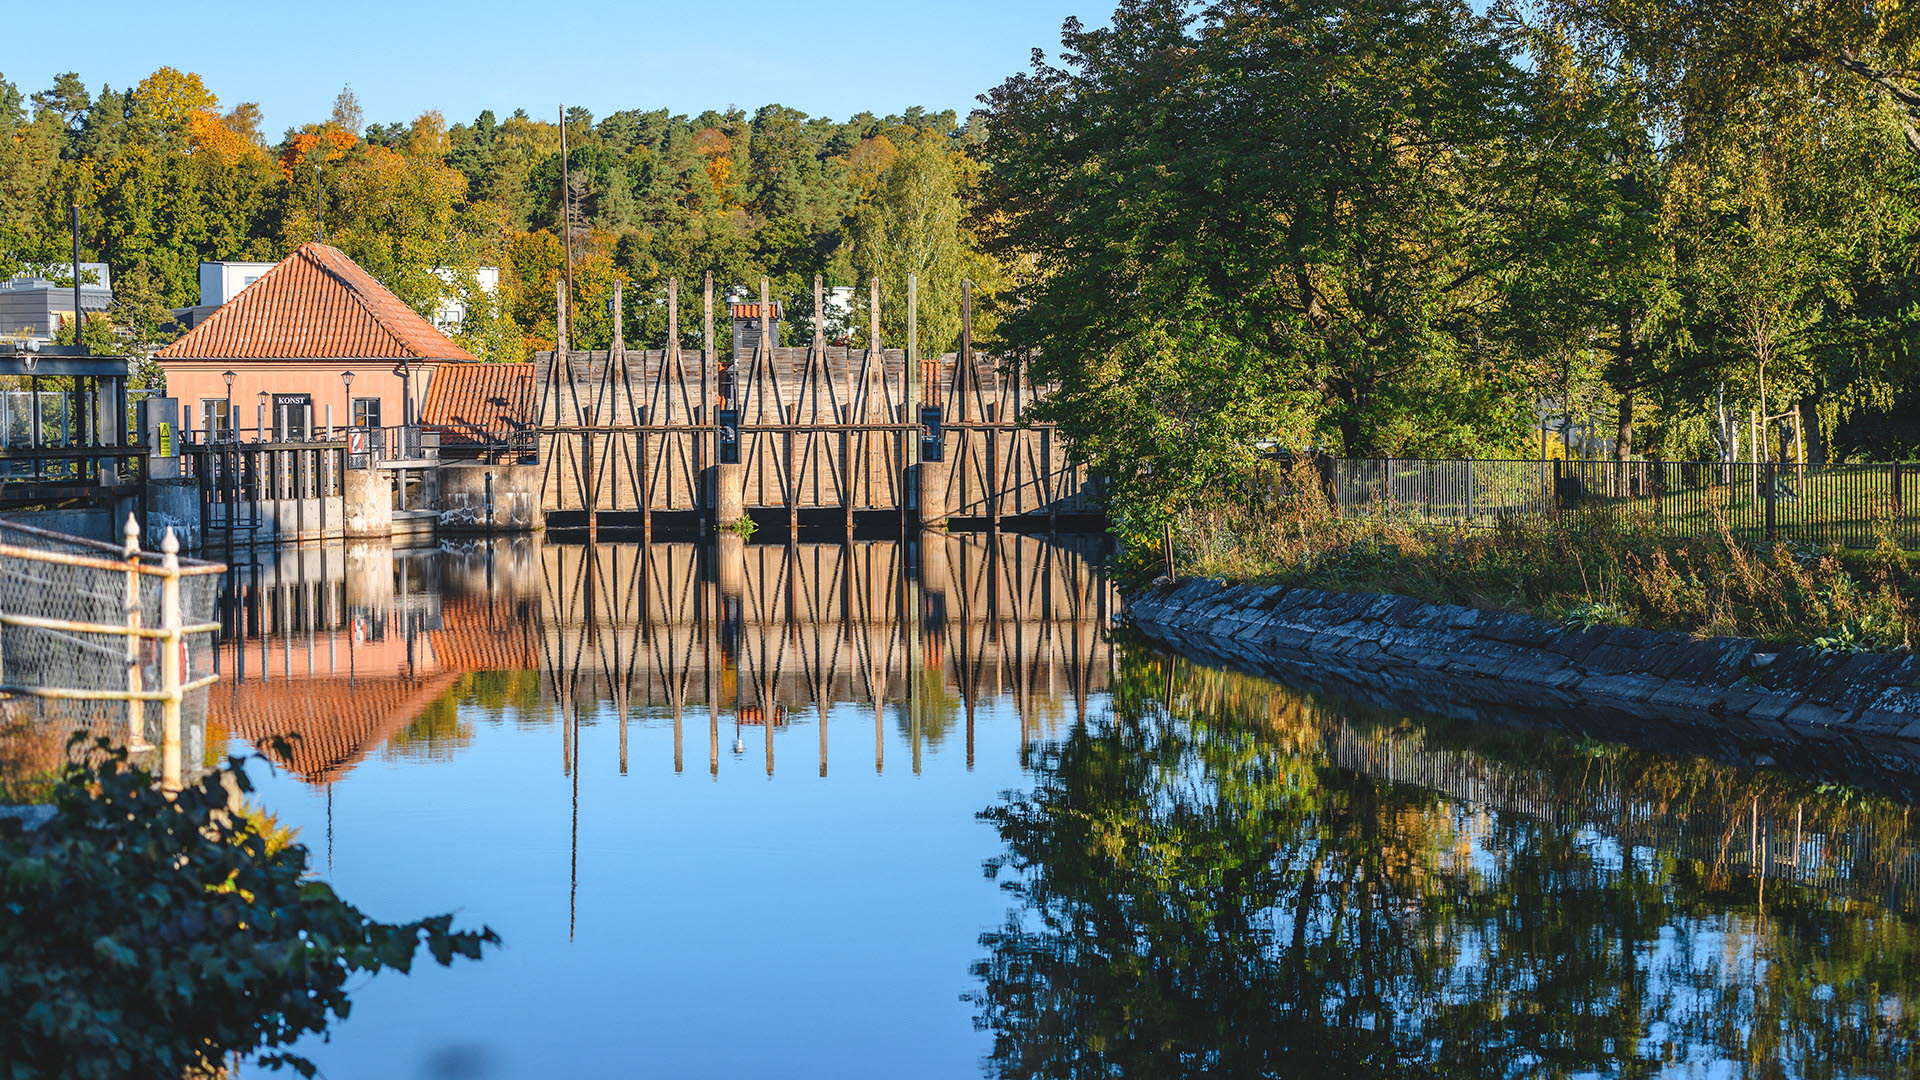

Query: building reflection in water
left=208, top=533, right=1117, bottom=787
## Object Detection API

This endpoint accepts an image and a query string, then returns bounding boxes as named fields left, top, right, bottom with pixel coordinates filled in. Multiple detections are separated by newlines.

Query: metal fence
left=0, top=518, right=224, bottom=789
left=1324, top=458, right=1920, bottom=549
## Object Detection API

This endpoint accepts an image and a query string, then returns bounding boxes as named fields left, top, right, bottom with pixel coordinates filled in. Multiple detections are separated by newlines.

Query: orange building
left=157, top=242, right=478, bottom=442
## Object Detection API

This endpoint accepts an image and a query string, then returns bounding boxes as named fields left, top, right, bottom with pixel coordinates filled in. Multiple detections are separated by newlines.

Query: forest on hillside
left=0, top=70, right=989, bottom=365
left=2, top=0, right=1920, bottom=502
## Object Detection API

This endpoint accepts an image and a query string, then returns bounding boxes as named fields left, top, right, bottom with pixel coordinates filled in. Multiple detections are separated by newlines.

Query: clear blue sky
left=6, top=0, right=1100, bottom=134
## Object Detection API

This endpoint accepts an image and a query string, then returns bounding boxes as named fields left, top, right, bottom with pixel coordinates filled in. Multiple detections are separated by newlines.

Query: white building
left=198, top=261, right=276, bottom=308
left=428, top=266, right=500, bottom=332
left=0, top=263, right=113, bottom=345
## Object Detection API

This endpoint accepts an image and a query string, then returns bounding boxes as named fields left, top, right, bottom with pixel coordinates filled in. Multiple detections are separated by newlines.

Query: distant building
left=428, top=266, right=500, bottom=333
left=730, top=300, right=782, bottom=359
left=157, top=242, right=479, bottom=442
left=0, top=263, right=113, bottom=345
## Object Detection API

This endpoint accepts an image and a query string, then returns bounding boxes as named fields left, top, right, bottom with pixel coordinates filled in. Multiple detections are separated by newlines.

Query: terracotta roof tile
left=157, top=242, right=479, bottom=362
left=421, top=362, right=534, bottom=445
left=213, top=671, right=464, bottom=785
left=729, top=302, right=782, bottom=320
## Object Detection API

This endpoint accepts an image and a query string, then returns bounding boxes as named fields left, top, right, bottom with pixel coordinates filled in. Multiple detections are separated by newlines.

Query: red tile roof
left=421, top=362, right=534, bottom=445
left=157, top=242, right=480, bottom=362
left=729, top=302, right=782, bottom=320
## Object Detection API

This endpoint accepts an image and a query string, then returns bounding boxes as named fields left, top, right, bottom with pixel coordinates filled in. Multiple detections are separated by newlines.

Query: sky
left=5, top=0, right=1100, bottom=135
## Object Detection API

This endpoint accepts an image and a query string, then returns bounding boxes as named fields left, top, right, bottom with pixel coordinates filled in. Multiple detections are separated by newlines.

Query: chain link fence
left=0, top=518, right=224, bottom=792
left=1322, top=458, right=1920, bottom=549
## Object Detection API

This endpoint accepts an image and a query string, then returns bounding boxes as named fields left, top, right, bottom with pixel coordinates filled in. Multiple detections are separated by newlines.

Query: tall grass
left=1153, top=460, right=1915, bottom=650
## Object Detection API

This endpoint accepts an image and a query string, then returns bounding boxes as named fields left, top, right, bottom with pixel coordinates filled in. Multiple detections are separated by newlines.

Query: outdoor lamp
left=222, top=370, right=235, bottom=391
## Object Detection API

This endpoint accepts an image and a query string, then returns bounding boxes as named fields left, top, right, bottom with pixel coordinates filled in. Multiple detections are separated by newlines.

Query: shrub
left=0, top=739, right=499, bottom=1078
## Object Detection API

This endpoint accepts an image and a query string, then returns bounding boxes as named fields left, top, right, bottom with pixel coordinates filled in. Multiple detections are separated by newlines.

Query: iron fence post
left=1765, top=461, right=1778, bottom=542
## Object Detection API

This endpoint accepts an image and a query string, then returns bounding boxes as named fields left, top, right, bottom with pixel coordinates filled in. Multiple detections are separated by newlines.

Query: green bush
left=0, top=739, right=498, bottom=1078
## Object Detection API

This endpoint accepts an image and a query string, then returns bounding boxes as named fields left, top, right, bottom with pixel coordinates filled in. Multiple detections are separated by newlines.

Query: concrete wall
left=1129, top=579, right=1920, bottom=743
left=434, top=463, right=543, bottom=532
left=144, top=478, right=201, bottom=550
left=344, top=468, right=392, bottom=538
left=0, top=508, right=114, bottom=544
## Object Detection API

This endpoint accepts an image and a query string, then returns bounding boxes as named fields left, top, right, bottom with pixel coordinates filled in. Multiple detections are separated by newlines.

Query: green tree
left=848, top=133, right=979, bottom=354
left=975, top=0, right=1553, bottom=530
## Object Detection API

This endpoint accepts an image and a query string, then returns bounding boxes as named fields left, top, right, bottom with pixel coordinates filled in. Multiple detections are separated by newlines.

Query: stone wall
left=1128, top=579, right=1920, bottom=743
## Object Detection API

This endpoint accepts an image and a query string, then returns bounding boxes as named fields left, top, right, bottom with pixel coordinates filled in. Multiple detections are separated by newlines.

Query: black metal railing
left=1314, top=457, right=1919, bottom=549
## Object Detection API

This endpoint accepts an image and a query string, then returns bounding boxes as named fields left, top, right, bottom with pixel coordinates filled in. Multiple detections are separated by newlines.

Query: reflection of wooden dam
left=542, top=534, right=1116, bottom=776
left=206, top=534, right=1115, bottom=784
left=537, top=278, right=1101, bottom=532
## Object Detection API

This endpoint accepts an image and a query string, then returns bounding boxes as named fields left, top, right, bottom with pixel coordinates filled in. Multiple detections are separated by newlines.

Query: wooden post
left=765, top=277, right=793, bottom=539
left=159, top=528, right=183, bottom=792
left=906, top=273, right=919, bottom=410
left=701, top=272, right=714, bottom=530
left=904, top=273, right=919, bottom=531
left=823, top=274, right=852, bottom=535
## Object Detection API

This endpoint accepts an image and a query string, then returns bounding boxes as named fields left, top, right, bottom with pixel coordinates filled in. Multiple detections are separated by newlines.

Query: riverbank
left=1152, top=466, right=1917, bottom=651
left=1127, top=578, right=1920, bottom=745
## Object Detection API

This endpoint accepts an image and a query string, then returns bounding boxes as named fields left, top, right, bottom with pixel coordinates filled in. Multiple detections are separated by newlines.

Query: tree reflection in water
left=971, top=650, right=1920, bottom=1078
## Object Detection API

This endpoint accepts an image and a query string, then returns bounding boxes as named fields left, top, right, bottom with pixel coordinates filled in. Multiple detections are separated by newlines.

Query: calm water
left=210, top=536, right=1920, bottom=1078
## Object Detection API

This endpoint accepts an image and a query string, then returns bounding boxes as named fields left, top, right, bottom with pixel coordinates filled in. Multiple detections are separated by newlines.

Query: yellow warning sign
left=157, top=422, right=173, bottom=457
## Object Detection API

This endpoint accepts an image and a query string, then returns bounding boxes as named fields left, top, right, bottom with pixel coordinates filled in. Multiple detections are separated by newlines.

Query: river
left=212, top=535, right=1920, bottom=1078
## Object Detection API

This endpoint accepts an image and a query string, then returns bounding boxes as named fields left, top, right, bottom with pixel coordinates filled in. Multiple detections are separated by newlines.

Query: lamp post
left=341, top=370, right=355, bottom=432
left=258, top=389, right=270, bottom=443
left=222, top=370, right=235, bottom=441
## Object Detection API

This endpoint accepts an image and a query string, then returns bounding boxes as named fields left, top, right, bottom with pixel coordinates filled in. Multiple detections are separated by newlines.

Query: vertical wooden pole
left=905, top=274, right=920, bottom=531
left=702, top=272, right=714, bottom=529
left=869, top=275, right=884, bottom=520
left=643, top=278, right=657, bottom=541
left=767, top=276, right=792, bottom=539
left=907, top=273, right=919, bottom=410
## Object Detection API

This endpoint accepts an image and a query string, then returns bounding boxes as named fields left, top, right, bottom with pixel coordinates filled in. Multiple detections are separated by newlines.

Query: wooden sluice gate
left=535, top=275, right=1101, bottom=536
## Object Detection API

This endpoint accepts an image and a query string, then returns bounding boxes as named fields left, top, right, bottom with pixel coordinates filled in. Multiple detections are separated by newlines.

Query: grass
left=1156, top=460, right=1918, bottom=650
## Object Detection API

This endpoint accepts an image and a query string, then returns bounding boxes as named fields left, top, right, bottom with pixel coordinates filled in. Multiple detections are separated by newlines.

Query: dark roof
left=156, top=242, right=479, bottom=362
left=421, top=362, right=534, bottom=445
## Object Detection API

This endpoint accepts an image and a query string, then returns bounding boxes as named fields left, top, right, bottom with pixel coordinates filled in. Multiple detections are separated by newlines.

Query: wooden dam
left=535, top=276, right=1101, bottom=535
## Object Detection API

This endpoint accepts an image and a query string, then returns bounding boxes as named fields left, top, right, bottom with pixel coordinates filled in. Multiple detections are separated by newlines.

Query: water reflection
left=207, top=534, right=1116, bottom=785
left=973, top=649, right=1920, bottom=1078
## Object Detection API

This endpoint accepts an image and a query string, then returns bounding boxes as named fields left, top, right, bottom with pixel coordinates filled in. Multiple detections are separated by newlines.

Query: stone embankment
left=1128, top=579, right=1920, bottom=743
